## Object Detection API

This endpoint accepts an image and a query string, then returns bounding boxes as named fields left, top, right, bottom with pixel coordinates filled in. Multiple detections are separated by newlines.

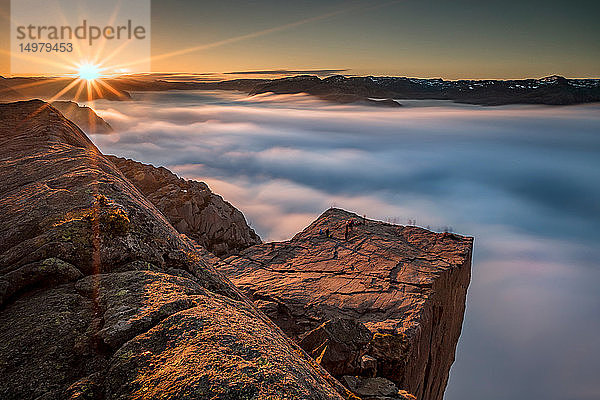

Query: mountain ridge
left=2, top=74, right=599, bottom=106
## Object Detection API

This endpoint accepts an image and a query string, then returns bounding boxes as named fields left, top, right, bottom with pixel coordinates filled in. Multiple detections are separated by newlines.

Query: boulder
left=107, top=155, right=261, bottom=257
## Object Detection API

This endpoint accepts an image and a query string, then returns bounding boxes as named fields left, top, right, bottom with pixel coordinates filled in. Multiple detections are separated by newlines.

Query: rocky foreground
left=0, top=100, right=347, bottom=399
left=0, top=100, right=473, bottom=399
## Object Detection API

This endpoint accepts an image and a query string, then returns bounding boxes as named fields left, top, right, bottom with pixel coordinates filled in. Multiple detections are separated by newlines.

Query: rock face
left=51, top=101, right=114, bottom=134
left=0, top=100, right=348, bottom=399
left=299, top=317, right=374, bottom=377
left=342, top=376, right=416, bottom=400
left=220, top=209, right=474, bottom=400
left=107, top=156, right=261, bottom=257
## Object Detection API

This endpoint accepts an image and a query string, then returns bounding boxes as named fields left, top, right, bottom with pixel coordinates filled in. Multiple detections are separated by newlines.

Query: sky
left=1, top=0, right=599, bottom=78
left=88, top=91, right=600, bottom=400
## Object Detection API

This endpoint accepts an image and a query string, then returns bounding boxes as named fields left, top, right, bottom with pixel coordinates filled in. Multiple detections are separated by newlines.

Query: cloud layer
left=90, top=91, right=600, bottom=400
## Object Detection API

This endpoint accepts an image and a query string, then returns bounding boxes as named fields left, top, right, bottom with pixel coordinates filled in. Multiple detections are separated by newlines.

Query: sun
left=78, top=64, right=101, bottom=82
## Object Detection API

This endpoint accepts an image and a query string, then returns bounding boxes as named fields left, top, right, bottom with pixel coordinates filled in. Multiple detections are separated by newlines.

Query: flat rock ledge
left=220, top=209, right=473, bottom=400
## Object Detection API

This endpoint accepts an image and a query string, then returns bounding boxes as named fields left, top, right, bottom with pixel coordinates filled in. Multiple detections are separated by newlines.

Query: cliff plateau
left=220, top=209, right=473, bottom=400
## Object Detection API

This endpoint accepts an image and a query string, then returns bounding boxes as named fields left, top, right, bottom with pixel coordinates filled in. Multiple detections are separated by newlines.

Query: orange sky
left=1, top=0, right=599, bottom=79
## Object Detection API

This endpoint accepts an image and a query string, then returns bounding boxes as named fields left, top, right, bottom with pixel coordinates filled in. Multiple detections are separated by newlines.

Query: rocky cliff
left=51, top=101, right=114, bottom=134
left=220, top=209, right=473, bottom=400
left=0, top=100, right=350, bottom=399
left=106, top=156, right=261, bottom=257
left=0, top=100, right=472, bottom=400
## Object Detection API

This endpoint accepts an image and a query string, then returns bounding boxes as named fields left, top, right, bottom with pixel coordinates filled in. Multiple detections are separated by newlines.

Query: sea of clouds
left=89, top=91, right=600, bottom=400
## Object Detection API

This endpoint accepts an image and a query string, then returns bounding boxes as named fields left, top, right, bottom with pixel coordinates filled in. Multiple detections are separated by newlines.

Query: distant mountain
left=0, top=78, right=24, bottom=101
left=2, top=74, right=599, bottom=106
left=0, top=76, right=131, bottom=102
left=141, top=74, right=600, bottom=106
left=233, top=74, right=600, bottom=106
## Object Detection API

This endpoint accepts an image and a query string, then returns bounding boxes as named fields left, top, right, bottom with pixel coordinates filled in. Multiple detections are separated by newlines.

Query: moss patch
left=54, top=194, right=130, bottom=237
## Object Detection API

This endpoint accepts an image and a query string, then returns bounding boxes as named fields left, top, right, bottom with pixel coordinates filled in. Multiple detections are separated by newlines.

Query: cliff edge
left=221, top=209, right=473, bottom=400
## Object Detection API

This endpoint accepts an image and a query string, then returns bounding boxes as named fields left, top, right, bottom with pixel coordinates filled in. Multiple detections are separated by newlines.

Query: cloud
left=223, top=69, right=348, bottom=76
left=89, top=92, right=600, bottom=400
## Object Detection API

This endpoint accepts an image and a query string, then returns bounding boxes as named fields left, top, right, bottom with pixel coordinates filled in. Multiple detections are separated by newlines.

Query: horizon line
left=2, top=71, right=600, bottom=81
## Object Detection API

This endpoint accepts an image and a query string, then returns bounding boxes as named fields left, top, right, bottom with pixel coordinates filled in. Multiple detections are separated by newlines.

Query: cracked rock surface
left=0, top=100, right=348, bottom=400
left=220, top=209, right=473, bottom=400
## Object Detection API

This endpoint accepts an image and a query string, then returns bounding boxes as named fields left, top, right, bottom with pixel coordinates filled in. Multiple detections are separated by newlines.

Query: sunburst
left=77, top=63, right=101, bottom=82
left=2, top=0, right=402, bottom=119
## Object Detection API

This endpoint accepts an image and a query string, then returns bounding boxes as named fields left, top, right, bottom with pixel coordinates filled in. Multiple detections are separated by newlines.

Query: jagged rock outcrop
left=51, top=101, right=114, bottom=134
left=107, top=156, right=261, bottom=257
left=0, top=100, right=349, bottom=399
left=220, top=209, right=473, bottom=400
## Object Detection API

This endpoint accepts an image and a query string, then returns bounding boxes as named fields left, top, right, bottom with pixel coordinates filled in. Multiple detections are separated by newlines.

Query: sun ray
left=53, top=1, right=85, bottom=61
left=109, top=0, right=403, bottom=71
left=72, top=79, right=87, bottom=103
left=98, top=39, right=136, bottom=70
left=16, top=78, right=81, bottom=128
left=0, top=78, right=62, bottom=93
left=44, top=78, right=82, bottom=103
left=95, top=79, right=127, bottom=99
left=91, top=3, right=123, bottom=66
left=91, top=80, right=104, bottom=99
left=86, top=80, right=94, bottom=103
left=0, top=49, right=77, bottom=72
